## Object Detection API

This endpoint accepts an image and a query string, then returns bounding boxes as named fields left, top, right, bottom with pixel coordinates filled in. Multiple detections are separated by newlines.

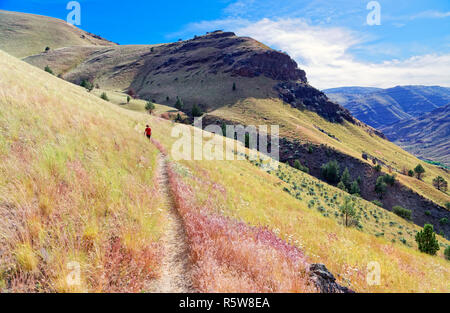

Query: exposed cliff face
left=149, top=31, right=307, bottom=82
left=277, top=81, right=355, bottom=124
left=230, top=49, right=307, bottom=81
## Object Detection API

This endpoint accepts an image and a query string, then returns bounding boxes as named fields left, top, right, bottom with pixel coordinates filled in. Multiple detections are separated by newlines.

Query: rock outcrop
left=276, top=81, right=355, bottom=123
left=230, top=50, right=307, bottom=82
left=309, top=264, right=354, bottom=293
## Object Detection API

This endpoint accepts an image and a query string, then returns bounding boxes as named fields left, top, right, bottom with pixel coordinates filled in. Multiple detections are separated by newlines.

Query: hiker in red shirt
left=145, top=125, right=152, bottom=140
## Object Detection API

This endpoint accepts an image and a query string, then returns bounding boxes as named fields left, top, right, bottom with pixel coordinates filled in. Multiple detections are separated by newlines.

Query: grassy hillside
left=207, top=98, right=450, bottom=209
left=21, top=31, right=297, bottom=112
left=0, top=51, right=449, bottom=292
left=0, top=10, right=115, bottom=59
left=147, top=119, right=450, bottom=292
left=0, top=51, right=165, bottom=292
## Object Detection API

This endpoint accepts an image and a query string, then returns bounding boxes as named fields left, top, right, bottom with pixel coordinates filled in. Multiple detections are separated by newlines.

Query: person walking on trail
left=145, top=125, right=152, bottom=140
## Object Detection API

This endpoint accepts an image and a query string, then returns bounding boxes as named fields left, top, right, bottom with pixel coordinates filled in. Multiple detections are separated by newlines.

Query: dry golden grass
left=0, top=50, right=165, bottom=292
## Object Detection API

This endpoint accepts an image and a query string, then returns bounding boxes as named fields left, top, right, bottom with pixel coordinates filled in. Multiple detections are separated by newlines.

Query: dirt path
left=151, top=154, right=195, bottom=293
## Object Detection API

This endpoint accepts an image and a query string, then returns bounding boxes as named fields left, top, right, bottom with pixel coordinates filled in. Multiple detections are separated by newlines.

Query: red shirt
left=145, top=127, right=152, bottom=136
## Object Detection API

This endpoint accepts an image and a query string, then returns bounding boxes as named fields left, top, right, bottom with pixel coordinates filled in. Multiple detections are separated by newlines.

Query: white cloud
left=410, top=10, right=450, bottom=20
left=171, top=17, right=450, bottom=89
left=235, top=18, right=450, bottom=89
left=182, top=18, right=450, bottom=89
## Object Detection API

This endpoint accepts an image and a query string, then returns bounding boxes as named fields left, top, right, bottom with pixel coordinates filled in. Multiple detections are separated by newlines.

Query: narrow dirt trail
left=151, top=154, right=195, bottom=293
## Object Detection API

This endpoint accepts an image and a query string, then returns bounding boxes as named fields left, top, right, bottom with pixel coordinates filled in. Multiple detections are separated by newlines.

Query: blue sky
left=1, top=0, right=449, bottom=88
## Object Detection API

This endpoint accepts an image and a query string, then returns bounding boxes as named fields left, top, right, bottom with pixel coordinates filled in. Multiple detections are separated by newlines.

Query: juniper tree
left=432, top=176, right=447, bottom=192
left=341, top=167, right=351, bottom=190
left=191, top=104, right=203, bottom=117
left=145, top=101, right=155, bottom=114
left=339, top=196, right=359, bottom=227
left=321, top=160, right=340, bottom=184
left=175, top=98, right=184, bottom=110
left=414, top=164, right=425, bottom=180
left=349, top=180, right=360, bottom=195
left=415, top=224, right=440, bottom=255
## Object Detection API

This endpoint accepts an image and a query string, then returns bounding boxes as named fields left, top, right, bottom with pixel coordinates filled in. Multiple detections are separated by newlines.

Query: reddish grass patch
left=152, top=139, right=315, bottom=292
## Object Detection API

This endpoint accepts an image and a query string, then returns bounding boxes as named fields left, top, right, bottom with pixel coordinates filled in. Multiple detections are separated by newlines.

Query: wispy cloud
left=410, top=10, right=450, bottom=19
left=173, top=17, right=450, bottom=89
left=236, top=18, right=450, bottom=89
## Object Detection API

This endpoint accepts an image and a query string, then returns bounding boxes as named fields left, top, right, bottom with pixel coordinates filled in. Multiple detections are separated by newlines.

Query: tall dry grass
left=0, top=51, right=165, bottom=292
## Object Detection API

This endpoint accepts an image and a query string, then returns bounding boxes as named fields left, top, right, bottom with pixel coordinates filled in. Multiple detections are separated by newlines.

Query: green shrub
left=371, top=200, right=383, bottom=207
left=445, top=246, right=450, bottom=261
left=321, top=160, right=340, bottom=184
left=415, top=224, right=440, bottom=255
left=446, top=202, right=450, bottom=210
left=392, top=206, right=412, bottom=220
left=100, top=92, right=109, bottom=101
left=383, top=174, right=396, bottom=186
left=308, top=144, right=314, bottom=154
left=440, top=217, right=448, bottom=225
left=44, top=65, right=54, bottom=75
left=127, top=96, right=131, bottom=103
left=293, top=160, right=309, bottom=173
left=374, top=164, right=382, bottom=172
left=425, top=210, right=431, bottom=216
left=145, top=101, right=155, bottom=114
left=408, top=169, right=414, bottom=177
left=80, top=79, right=94, bottom=92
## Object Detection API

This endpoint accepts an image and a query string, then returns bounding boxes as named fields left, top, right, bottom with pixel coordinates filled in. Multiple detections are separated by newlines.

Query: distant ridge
left=324, top=85, right=450, bottom=128
left=381, top=103, right=450, bottom=167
